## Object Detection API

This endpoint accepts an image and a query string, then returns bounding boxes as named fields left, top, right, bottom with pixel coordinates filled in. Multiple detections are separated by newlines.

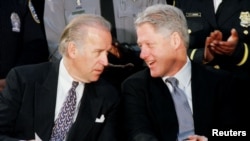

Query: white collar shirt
left=213, top=0, right=223, bottom=13
left=55, top=59, right=84, bottom=121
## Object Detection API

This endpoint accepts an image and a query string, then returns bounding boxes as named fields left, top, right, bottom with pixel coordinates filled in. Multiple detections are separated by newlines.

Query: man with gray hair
left=0, top=14, right=120, bottom=141
left=121, top=4, right=248, bottom=141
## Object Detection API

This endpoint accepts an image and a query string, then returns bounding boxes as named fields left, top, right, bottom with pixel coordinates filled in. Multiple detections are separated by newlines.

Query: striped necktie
left=166, top=77, right=194, bottom=141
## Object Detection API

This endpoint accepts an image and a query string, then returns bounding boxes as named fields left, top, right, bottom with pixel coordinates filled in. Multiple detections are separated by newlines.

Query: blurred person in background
left=175, top=0, right=250, bottom=78
left=0, top=0, right=49, bottom=92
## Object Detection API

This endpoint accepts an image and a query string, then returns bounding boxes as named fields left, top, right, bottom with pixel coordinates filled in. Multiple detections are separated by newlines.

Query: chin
left=150, top=71, right=160, bottom=78
left=91, top=75, right=100, bottom=82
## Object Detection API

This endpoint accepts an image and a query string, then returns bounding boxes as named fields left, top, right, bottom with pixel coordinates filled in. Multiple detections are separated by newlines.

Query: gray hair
left=59, top=14, right=111, bottom=55
left=135, top=4, right=189, bottom=48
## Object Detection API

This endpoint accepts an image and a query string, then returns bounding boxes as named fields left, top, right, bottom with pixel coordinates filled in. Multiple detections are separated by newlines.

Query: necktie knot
left=72, top=81, right=79, bottom=90
left=166, top=77, right=179, bottom=88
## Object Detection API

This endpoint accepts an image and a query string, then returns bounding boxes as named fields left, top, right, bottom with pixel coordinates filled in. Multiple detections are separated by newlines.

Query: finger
left=218, top=41, right=237, bottom=55
left=213, top=45, right=234, bottom=55
left=210, top=30, right=222, bottom=41
left=187, top=135, right=208, bottom=141
left=231, top=28, right=238, bottom=39
left=186, top=135, right=197, bottom=140
left=200, top=135, right=208, bottom=141
left=205, top=37, right=212, bottom=47
left=227, top=28, right=239, bottom=45
left=216, top=30, right=223, bottom=40
left=211, top=46, right=225, bottom=55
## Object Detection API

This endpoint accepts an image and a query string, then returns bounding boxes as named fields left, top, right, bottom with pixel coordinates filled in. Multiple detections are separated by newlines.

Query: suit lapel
left=34, top=61, right=60, bottom=140
left=149, top=77, right=178, bottom=136
left=216, top=0, right=241, bottom=25
left=199, top=0, right=217, bottom=28
left=66, top=82, right=103, bottom=140
left=191, top=63, right=215, bottom=131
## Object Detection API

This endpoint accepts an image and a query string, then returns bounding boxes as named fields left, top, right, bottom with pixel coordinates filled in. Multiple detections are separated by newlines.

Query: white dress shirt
left=54, top=59, right=84, bottom=121
left=213, top=0, right=223, bottom=12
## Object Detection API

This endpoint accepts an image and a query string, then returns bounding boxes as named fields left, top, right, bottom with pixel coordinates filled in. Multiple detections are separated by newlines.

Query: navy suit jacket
left=121, top=62, right=249, bottom=141
left=0, top=61, right=120, bottom=141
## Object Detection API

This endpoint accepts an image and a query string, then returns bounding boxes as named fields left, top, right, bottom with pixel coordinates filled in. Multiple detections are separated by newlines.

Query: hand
left=0, top=79, right=6, bottom=92
left=185, top=135, right=208, bottom=141
left=204, top=30, right=222, bottom=62
left=209, top=28, right=239, bottom=56
left=204, top=36, right=215, bottom=63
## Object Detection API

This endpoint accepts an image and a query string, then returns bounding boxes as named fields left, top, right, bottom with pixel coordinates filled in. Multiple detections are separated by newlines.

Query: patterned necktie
left=50, top=81, right=79, bottom=141
left=166, top=77, right=194, bottom=141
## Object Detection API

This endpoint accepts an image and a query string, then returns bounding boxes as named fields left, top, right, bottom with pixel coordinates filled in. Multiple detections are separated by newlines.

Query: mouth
left=146, top=60, right=155, bottom=67
left=94, top=69, right=103, bottom=74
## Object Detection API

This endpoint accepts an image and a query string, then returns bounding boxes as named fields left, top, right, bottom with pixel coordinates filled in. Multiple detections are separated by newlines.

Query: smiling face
left=65, top=27, right=112, bottom=83
left=137, top=23, right=185, bottom=77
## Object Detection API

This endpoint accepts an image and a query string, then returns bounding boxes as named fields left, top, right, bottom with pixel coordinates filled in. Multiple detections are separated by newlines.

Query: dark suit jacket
left=121, top=62, right=249, bottom=141
left=175, top=0, right=250, bottom=76
left=0, top=61, right=120, bottom=141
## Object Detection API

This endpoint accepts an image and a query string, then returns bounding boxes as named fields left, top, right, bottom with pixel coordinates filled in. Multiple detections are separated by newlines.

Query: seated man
left=0, top=14, right=120, bottom=141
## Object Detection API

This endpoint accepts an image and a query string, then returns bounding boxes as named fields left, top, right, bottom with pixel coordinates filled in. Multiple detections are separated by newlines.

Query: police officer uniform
left=44, top=0, right=101, bottom=61
left=44, top=0, right=167, bottom=60
left=175, top=0, right=250, bottom=76
left=0, top=0, right=49, bottom=79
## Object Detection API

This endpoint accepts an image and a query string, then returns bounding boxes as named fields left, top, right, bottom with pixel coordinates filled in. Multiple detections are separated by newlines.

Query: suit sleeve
left=0, top=69, right=25, bottom=141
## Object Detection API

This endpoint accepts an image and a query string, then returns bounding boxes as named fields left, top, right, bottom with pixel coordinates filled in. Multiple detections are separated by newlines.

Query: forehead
left=85, top=26, right=110, bottom=38
left=137, top=23, right=158, bottom=41
left=83, top=27, right=112, bottom=49
left=137, top=23, right=155, bottom=33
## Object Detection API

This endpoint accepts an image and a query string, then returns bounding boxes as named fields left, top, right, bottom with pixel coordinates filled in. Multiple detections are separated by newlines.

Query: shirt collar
left=162, top=57, right=191, bottom=88
left=59, top=59, right=74, bottom=86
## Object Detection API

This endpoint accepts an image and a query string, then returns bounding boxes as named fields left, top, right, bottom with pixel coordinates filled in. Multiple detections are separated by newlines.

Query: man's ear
left=170, top=32, right=181, bottom=49
left=67, top=42, right=77, bottom=58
